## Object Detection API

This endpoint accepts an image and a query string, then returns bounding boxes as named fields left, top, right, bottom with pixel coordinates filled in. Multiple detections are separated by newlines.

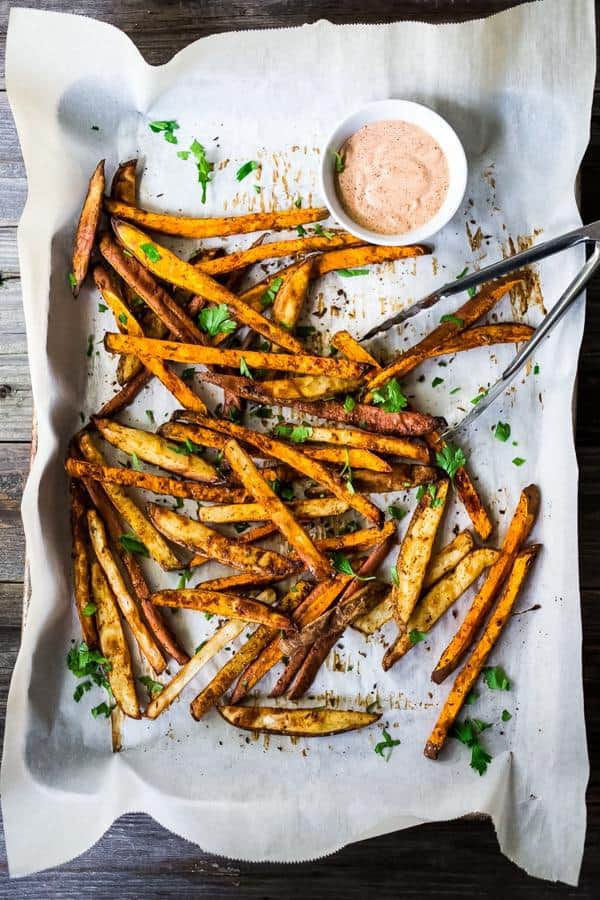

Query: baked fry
left=110, top=159, right=137, bottom=204
left=330, top=330, right=381, bottom=368
left=86, top=509, right=166, bottom=673
left=71, top=159, right=105, bottom=295
left=272, top=259, right=312, bottom=330
left=431, top=484, right=540, bottom=683
left=195, top=496, right=349, bottom=524
left=428, top=323, right=534, bottom=358
left=97, top=367, right=153, bottom=418
left=218, top=705, right=381, bottom=737
left=424, top=544, right=540, bottom=759
left=197, top=572, right=286, bottom=591
left=273, top=422, right=430, bottom=463
left=91, top=559, right=140, bottom=718
left=152, top=589, right=294, bottom=630
left=194, top=232, right=363, bottom=276
left=303, top=446, right=391, bottom=472
left=199, top=371, right=364, bottom=402
left=69, top=480, right=98, bottom=646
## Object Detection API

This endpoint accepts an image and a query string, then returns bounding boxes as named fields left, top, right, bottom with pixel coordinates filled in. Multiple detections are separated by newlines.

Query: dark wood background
left=0, top=1, right=597, bottom=896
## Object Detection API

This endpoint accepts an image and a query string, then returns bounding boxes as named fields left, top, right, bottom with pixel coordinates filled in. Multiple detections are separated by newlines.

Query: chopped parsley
left=68, top=271, right=77, bottom=290
left=140, top=242, right=162, bottom=263
left=483, top=665, right=510, bottom=691
left=98, top=303, right=108, bottom=313
left=534, top=363, right=540, bottom=375
left=452, top=717, right=493, bottom=776
left=435, top=444, right=466, bottom=482
left=138, top=676, right=164, bottom=696
left=471, top=389, right=489, bottom=405
left=314, top=223, right=334, bottom=239
left=198, top=303, right=237, bottom=338
left=330, top=551, right=375, bottom=581
left=239, top=357, right=254, bottom=379
left=73, top=681, right=93, bottom=702
left=465, top=690, right=478, bottom=705
left=456, top=266, right=469, bottom=279
left=494, top=421, right=511, bottom=442
left=190, top=140, right=214, bottom=204
left=252, top=406, right=273, bottom=419
left=181, top=367, right=196, bottom=381
left=67, top=642, right=113, bottom=716
left=148, top=119, right=179, bottom=144
left=82, top=602, right=97, bottom=616
left=234, top=522, right=249, bottom=533
left=408, top=629, right=427, bottom=645
left=236, top=160, right=259, bottom=181
left=501, top=709, right=512, bottom=722
left=177, top=150, right=190, bottom=160
left=254, top=185, right=261, bottom=194
left=371, top=378, right=408, bottom=413
left=387, top=505, right=407, bottom=521
left=333, top=150, right=345, bottom=173
left=176, top=570, right=192, bottom=589
left=449, top=387, right=461, bottom=395
left=268, top=479, right=295, bottom=501
left=512, top=457, right=526, bottom=467
left=432, top=376, right=444, bottom=388
left=119, top=533, right=150, bottom=557
left=343, top=395, right=356, bottom=412
left=118, top=312, right=128, bottom=325
left=390, top=566, right=400, bottom=587
left=339, top=448, right=355, bottom=495
left=296, top=325, right=316, bottom=338
left=374, top=727, right=401, bottom=761
left=294, top=196, right=303, bottom=208
left=91, top=702, right=113, bottom=719
left=273, top=424, right=313, bottom=443
left=338, top=268, right=369, bottom=277
left=260, top=276, right=284, bottom=309
left=440, top=313, right=465, bottom=327
left=130, top=452, right=142, bottom=470
left=145, top=410, right=155, bottom=425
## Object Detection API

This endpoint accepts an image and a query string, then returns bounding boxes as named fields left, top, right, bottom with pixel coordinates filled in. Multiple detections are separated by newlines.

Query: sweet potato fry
left=105, top=200, right=329, bottom=238
left=152, top=588, right=294, bottom=630
left=194, top=232, right=363, bottom=276
left=197, top=572, right=286, bottom=591
left=427, top=323, right=534, bottom=358
left=147, top=504, right=297, bottom=577
left=199, top=371, right=364, bottom=402
left=111, top=159, right=137, bottom=204
left=104, top=332, right=366, bottom=379
left=424, top=544, right=540, bottom=759
left=66, top=457, right=245, bottom=503
left=111, top=220, right=303, bottom=353
left=93, top=418, right=218, bottom=483
left=96, top=367, right=153, bottom=417
left=158, top=421, right=227, bottom=452
left=218, top=705, right=381, bottom=737
left=71, top=159, right=105, bottom=295
left=169, top=413, right=383, bottom=525
left=92, top=263, right=142, bottom=385
left=330, top=331, right=380, bottom=369
left=69, top=480, right=98, bottom=646
left=304, top=446, right=391, bottom=472
left=86, top=509, right=166, bottom=673
left=145, top=588, right=277, bottom=719
left=99, top=234, right=205, bottom=344
left=224, top=438, right=332, bottom=579
left=304, top=464, right=439, bottom=496
left=274, top=422, right=430, bottom=463
left=365, top=277, right=523, bottom=397
left=82, top=473, right=188, bottom=665
left=383, top=480, right=449, bottom=668
left=91, top=559, right=140, bottom=718
left=196, top=496, right=349, bottom=524
left=431, top=484, right=540, bottom=683
left=78, top=431, right=182, bottom=571
left=272, top=259, right=312, bottom=330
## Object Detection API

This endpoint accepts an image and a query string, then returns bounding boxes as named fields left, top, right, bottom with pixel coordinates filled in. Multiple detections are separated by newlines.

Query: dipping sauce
left=335, top=119, right=449, bottom=235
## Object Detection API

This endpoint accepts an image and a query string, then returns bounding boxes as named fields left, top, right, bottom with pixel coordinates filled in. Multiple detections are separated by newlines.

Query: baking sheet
left=2, top=0, right=595, bottom=883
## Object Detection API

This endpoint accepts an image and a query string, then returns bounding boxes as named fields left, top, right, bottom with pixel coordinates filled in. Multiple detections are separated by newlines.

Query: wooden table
left=0, top=1, right=597, bottom=896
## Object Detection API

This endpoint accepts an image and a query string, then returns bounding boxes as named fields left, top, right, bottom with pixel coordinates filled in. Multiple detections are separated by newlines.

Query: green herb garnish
left=82, top=602, right=97, bottom=617
left=190, top=140, right=214, bottom=204
left=408, top=629, right=427, bottom=645
left=344, top=395, right=356, bottom=412
left=374, top=728, right=401, bottom=761
left=140, top=242, right=162, bottom=263
left=512, top=457, right=526, bottom=467
left=273, top=424, right=313, bottom=443
left=197, top=303, right=237, bottom=338
left=501, top=709, right=512, bottom=722
left=435, top=444, right=466, bottom=482
left=149, top=119, right=179, bottom=144
left=440, top=314, right=465, bottom=327
left=483, top=665, right=510, bottom=690
left=494, top=421, right=511, bottom=442
left=387, top=505, right=407, bottom=521
left=314, top=223, right=334, bottom=239
left=338, top=268, right=369, bottom=277
left=333, top=150, right=345, bottom=173
left=260, top=276, right=284, bottom=309
left=236, top=160, right=259, bottom=181
left=119, top=533, right=149, bottom=557
left=138, top=676, right=164, bottom=696
left=432, top=376, right=444, bottom=388
left=181, top=367, right=196, bottom=381
left=371, top=378, right=408, bottom=413
left=239, top=357, right=254, bottom=379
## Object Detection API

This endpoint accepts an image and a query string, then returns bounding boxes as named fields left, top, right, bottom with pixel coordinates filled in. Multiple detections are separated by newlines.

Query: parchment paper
left=2, top=0, right=595, bottom=883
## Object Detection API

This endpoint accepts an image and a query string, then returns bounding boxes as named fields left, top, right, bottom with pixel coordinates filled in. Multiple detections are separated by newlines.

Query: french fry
left=305, top=464, right=439, bottom=495
left=66, top=457, right=245, bottom=503
left=104, top=332, right=366, bottom=379
left=71, top=159, right=105, bottom=295
left=93, top=417, right=218, bottom=482
left=330, top=331, right=381, bottom=369
left=274, top=422, right=430, bottom=464
left=147, top=504, right=298, bottom=577
left=196, top=496, right=348, bottom=524
left=194, top=232, right=363, bottom=277
left=304, top=446, right=391, bottom=472
left=383, top=480, right=449, bottom=669
left=218, top=705, right=381, bottom=737
left=158, top=421, right=227, bottom=452
left=169, top=413, right=383, bottom=525
left=199, top=371, right=364, bottom=402
left=111, top=159, right=137, bottom=204
left=82, top=473, right=188, bottom=665
left=92, top=262, right=143, bottom=385
left=99, top=234, right=205, bottom=344
left=78, top=431, right=182, bottom=571
left=424, top=544, right=540, bottom=759
left=365, top=277, right=523, bottom=397
left=431, top=484, right=540, bottom=683
left=152, top=588, right=294, bottom=630
left=111, top=220, right=303, bottom=353
left=427, top=323, right=534, bottom=358
left=86, top=509, right=166, bottom=673
left=352, top=531, right=476, bottom=635
left=105, top=200, right=329, bottom=238
left=223, top=438, right=332, bottom=579
left=197, top=572, right=286, bottom=591
left=97, top=367, right=153, bottom=417
left=272, top=259, right=312, bottom=330
left=91, top=559, right=140, bottom=719
left=69, top=480, right=98, bottom=646
left=145, top=587, right=279, bottom=719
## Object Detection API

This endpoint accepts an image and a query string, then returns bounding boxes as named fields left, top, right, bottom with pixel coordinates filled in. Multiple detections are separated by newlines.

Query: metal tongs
left=362, top=221, right=600, bottom=441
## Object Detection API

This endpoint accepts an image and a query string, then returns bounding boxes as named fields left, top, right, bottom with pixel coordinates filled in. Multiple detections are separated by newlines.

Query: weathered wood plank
left=0, top=229, right=18, bottom=275
left=0, top=354, right=32, bottom=443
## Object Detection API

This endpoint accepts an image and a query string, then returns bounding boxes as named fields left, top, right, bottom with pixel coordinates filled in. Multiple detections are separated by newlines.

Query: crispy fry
left=86, top=509, right=166, bottom=672
left=194, top=232, right=363, bottom=276
left=330, top=330, right=381, bottom=368
left=158, top=421, right=227, bottom=452
left=424, top=544, right=540, bottom=759
left=66, top=457, right=245, bottom=503
left=97, top=367, right=153, bottom=417
left=147, top=504, right=297, bottom=577
left=105, top=200, right=329, bottom=238
left=427, top=323, right=534, bottom=358
left=200, top=372, right=365, bottom=402
left=365, top=277, right=523, bottom=397
left=104, top=332, right=366, bottom=378
left=196, top=496, right=348, bottom=524
left=69, top=480, right=98, bottom=646
left=169, top=413, right=383, bottom=525
left=198, top=572, right=286, bottom=591
left=72, top=159, right=105, bottom=295
left=431, top=484, right=540, bottom=683
left=82, top=473, right=188, bottom=665
left=99, top=234, right=205, bottom=344
left=152, top=589, right=294, bottom=630
left=304, top=446, right=391, bottom=472
left=93, top=262, right=143, bottom=386
left=112, top=220, right=303, bottom=353
left=224, top=438, right=332, bottom=579
left=272, top=259, right=312, bottom=330
left=218, top=705, right=380, bottom=737
left=91, top=559, right=140, bottom=718
left=78, top=431, right=182, bottom=571
left=93, top=417, right=218, bottom=483
left=305, top=464, right=439, bottom=496
left=111, top=159, right=137, bottom=204
left=274, top=423, right=430, bottom=463
left=145, top=588, right=278, bottom=719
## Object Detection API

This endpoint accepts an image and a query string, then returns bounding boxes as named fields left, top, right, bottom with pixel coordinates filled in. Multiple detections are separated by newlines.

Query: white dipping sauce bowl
left=320, top=99, right=468, bottom=247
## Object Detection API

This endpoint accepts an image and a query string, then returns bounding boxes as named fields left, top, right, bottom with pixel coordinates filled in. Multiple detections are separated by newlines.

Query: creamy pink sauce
left=336, top=119, right=449, bottom=235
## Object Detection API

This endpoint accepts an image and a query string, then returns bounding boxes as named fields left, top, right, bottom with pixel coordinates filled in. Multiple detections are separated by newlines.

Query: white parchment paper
left=2, top=0, right=595, bottom=882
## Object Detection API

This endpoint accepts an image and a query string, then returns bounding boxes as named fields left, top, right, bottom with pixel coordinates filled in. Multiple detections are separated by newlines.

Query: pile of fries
left=65, top=158, right=541, bottom=754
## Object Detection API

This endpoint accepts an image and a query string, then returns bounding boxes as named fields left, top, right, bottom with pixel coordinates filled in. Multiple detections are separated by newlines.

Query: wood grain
left=0, top=0, right=598, bottom=896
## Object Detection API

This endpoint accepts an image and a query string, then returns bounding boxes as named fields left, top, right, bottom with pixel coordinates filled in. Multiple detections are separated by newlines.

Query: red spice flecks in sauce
left=336, top=119, right=449, bottom=235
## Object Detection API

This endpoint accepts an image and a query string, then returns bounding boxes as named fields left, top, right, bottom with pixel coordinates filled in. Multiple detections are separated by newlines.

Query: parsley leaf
left=338, top=268, right=369, bottom=277
left=119, top=533, right=149, bottom=557
left=314, top=223, right=334, bottom=239
left=138, top=676, right=164, bottom=696
left=330, top=551, right=375, bottom=581
left=236, top=160, right=259, bottom=181
left=68, top=271, right=77, bottom=290
left=435, top=444, right=466, bottom=482
left=390, top=566, right=400, bottom=587
left=440, top=313, right=465, bottom=327
left=240, top=357, right=254, bottom=379
left=140, top=242, right=161, bottom=263
left=294, top=196, right=303, bottom=208
left=260, top=277, right=284, bottom=309
left=408, top=629, right=427, bottom=645
left=456, top=266, right=469, bottom=279
left=374, top=727, right=401, bottom=761
left=98, top=303, right=108, bottom=313
left=273, top=424, right=313, bottom=443
left=118, top=312, right=128, bottom=325
left=432, top=376, right=444, bottom=388
left=512, top=457, right=526, bottom=467
left=483, top=665, right=510, bottom=691
left=344, top=395, right=356, bottom=412
left=339, top=448, right=355, bottom=495
left=333, top=150, right=345, bottom=173
left=73, top=680, right=93, bottom=702
left=91, top=702, right=113, bottom=719
left=452, top=717, right=493, bottom=775
left=181, top=367, right=196, bottom=381
left=494, top=421, right=511, bottom=442
left=470, top=742, right=492, bottom=775
left=533, top=363, right=540, bottom=375
left=296, top=224, right=307, bottom=236
left=177, top=150, right=190, bottom=160
left=471, top=389, right=489, bottom=405
left=67, top=642, right=110, bottom=679
left=176, top=570, right=192, bottom=589
left=130, top=452, right=142, bottom=470
left=190, top=140, right=214, bottom=204
left=198, top=303, right=237, bottom=338
left=82, top=602, right=97, bottom=617
left=371, top=378, right=408, bottom=413
left=149, top=119, right=179, bottom=144
left=253, top=184, right=261, bottom=194
left=450, top=387, right=461, bottom=395
left=145, top=410, right=155, bottom=425
left=268, top=479, right=294, bottom=501
left=465, top=690, right=478, bottom=705
left=387, top=505, right=407, bottom=521
left=501, top=709, right=512, bottom=722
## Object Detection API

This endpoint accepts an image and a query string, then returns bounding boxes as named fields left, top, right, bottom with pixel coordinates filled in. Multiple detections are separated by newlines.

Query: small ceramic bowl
left=319, top=99, right=468, bottom=247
